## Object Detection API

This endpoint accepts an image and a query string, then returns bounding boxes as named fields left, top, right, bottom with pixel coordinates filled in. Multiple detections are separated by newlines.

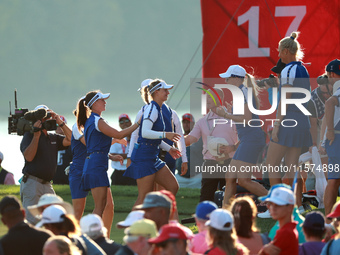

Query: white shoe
left=257, top=209, right=272, bottom=219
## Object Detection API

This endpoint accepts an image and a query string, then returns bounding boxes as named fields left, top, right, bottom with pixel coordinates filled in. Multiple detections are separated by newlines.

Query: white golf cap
left=264, top=187, right=295, bottom=205
left=41, top=205, right=66, bottom=224
left=116, top=210, right=145, bottom=228
left=28, top=194, right=74, bottom=218
left=207, top=137, right=229, bottom=157
left=87, top=92, right=110, bottom=108
left=219, top=65, right=246, bottom=78
left=34, top=105, right=49, bottom=111
left=149, top=81, right=173, bottom=94
left=205, top=208, right=234, bottom=231
left=138, top=79, right=152, bottom=91
left=80, top=214, right=104, bottom=235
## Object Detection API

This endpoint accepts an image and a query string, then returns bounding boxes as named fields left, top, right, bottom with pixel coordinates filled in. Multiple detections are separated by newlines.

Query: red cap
left=182, top=113, right=194, bottom=122
left=327, top=201, right=340, bottom=218
left=119, top=113, right=130, bottom=121
left=59, top=115, right=67, bottom=124
left=148, top=224, right=188, bottom=244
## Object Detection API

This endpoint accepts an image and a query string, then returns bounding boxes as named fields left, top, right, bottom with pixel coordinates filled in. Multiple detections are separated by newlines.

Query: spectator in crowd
left=0, top=151, right=15, bottom=185
left=80, top=214, right=121, bottom=254
left=299, top=211, right=326, bottom=255
left=322, top=59, right=340, bottom=222
left=230, top=196, right=271, bottom=255
left=185, top=88, right=238, bottom=202
left=109, top=113, right=136, bottom=186
left=53, top=115, right=72, bottom=185
left=116, top=210, right=145, bottom=229
left=149, top=223, right=190, bottom=255
left=205, top=208, right=249, bottom=255
left=135, top=191, right=172, bottom=230
left=189, top=201, right=218, bottom=254
left=0, top=195, right=52, bottom=255
left=176, top=113, right=203, bottom=189
left=28, top=193, right=74, bottom=226
left=259, top=187, right=298, bottom=255
left=43, top=236, right=81, bottom=255
left=20, top=104, right=71, bottom=224
left=321, top=201, right=340, bottom=254
left=116, top=219, right=158, bottom=255
left=159, top=189, right=178, bottom=221
left=41, top=205, right=106, bottom=255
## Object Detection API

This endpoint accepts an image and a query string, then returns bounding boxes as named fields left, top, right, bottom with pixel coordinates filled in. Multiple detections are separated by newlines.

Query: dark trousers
left=199, top=158, right=231, bottom=202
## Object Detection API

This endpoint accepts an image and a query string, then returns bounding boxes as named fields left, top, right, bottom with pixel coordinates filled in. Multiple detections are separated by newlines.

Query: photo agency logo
left=196, top=80, right=312, bottom=128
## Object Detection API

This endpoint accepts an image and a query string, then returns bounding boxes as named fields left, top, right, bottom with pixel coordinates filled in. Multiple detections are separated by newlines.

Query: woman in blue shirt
left=76, top=91, right=139, bottom=235
left=124, top=79, right=181, bottom=206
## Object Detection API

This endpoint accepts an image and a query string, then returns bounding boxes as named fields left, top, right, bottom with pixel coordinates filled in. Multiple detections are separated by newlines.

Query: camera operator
left=20, top=105, right=71, bottom=224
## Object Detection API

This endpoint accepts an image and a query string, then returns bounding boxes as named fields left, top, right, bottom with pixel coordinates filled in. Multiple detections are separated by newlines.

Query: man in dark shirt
left=0, top=196, right=52, bottom=255
left=20, top=105, right=71, bottom=224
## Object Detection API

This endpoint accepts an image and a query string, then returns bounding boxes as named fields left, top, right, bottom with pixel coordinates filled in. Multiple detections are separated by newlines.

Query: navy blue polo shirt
left=20, top=132, right=68, bottom=181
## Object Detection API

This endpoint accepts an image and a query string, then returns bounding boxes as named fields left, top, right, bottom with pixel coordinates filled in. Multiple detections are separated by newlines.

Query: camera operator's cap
left=80, top=214, right=104, bottom=235
left=28, top=193, right=74, bottom=218
left=135, top=191, right=172, bottom=209
left=194, top=201, right=218, bottom=220
left=119, top=113, right=130, bottom=121
left=205, top=208, right=234, bottom=231
left=149, top=81, right=173, bottom=94
left=116, top=210, right=145, bottom=228
left=123, top=219, right=158, bottom=243
left=302, top=211, right=325, bottom=231
left=219, top=65, right=246, bottom=78
left=182, top=113, right=194, bottom=123
left=0, top=196, right=21, bottom=215
left=0, top=151, right=3, bottom=161
left=148, top=223, right=188, bottom=244
left=41, top=205, right=66, bottom=224
left=326, top=59, right=340, bottom=75
left=327, top=200, right=340, bottom=219
left=263, top=187, right=295, bottom=205
left=138, top=78, right=152, bottom=91
left=34, top=105, right=49, bottom=111
left=87, top=92, right=110, bottom=108
left=271, top=58, right=286, bottom=74
left=258, top=183, right=291, bottom=202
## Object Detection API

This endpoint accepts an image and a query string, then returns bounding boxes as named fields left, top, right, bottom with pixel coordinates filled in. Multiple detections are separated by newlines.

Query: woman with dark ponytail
left=124, top=79, right=181, bottom=207
left=76, top=90, right=139, bottom=235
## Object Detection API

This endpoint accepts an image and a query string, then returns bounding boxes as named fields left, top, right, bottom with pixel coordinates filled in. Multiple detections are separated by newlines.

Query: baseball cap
left=135, top=191, right=172, bottom=210
left=138, top=78, right=152, bottom=91
left=87, top=92, right=110, bottom=108
left=80, top=214, right=104, bottom=235
left=205, top=209, right=234, bottom=231
left=148, top=224, right=188, bottom=244
left=0, top=151, right=3, bottom=161
left=41, top=205, right=66, bottom=224
left=262, top=187, right=295, bottom=205
left=119, top=113, right=130, bottom=121
left=116, top=210, right=145, bottom=228
left=0, top=196, right=21, bottom=215
left=207, top=137, right=229, bottom=157
left=149, top=81, right=174, bottom=94
left=327, top=200, right=340, bottom=218
left=28, top=194, right=74, bottom=218
left=34, top=105, right=49, bottom=111
left=194, top=201, right=218, bottom=220
left=271, top=59, right=286, bottom=74
left=123, top=219, right=158, bottom=243
left=182, top=113, right=194, bottom=122
left=258, top=183, right=291, bottom=202
left=219, top=65, right=246, bottom=78
left=302, top=211, right=325, bottom=231
left=326, top=59, right=340, bottom=75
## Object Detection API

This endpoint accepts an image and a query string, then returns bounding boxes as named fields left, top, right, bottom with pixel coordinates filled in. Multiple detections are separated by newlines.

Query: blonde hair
left=140, top=79, right=164, bottom=104
left=245, top=73, right=260, bottom=109
left=279, top=31, right=304, bottom=60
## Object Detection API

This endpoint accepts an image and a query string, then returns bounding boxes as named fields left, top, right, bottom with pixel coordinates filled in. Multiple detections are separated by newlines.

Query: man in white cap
left=80, top=214, right=121, bottom=254
left=0, top=151, right=15, bottom=185
left=116, top=210, right=145, bottom=229
left=20, top=104, right=72, bottom=224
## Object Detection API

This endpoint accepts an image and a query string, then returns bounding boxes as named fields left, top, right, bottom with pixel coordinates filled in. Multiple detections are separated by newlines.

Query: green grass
left=0, top=185, right=277, bottom=244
